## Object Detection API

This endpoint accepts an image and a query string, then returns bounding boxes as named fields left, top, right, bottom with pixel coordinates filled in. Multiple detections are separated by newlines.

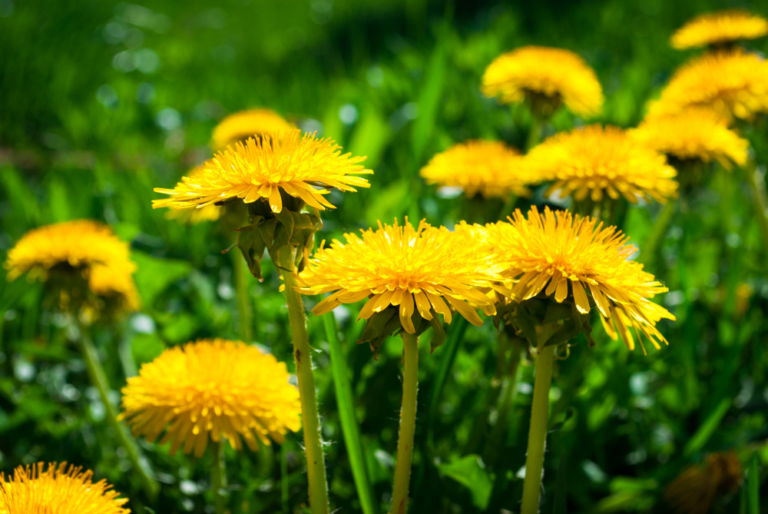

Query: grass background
left=2, top=0, right=768, bottom=512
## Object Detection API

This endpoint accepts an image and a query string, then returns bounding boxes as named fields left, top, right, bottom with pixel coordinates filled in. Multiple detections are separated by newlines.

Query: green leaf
left=131, top=250, right=193, bottom=307
left=437, top=455, right=492, bottom=509
left=748, top=453, right=760, bottom=514
left=683, top=398, right=731, bottom=457
left=348, top=105, right=392, bottom=170
left=131, top=332, right=166, bottom=367
left=411, top=24, right=449, bottom=163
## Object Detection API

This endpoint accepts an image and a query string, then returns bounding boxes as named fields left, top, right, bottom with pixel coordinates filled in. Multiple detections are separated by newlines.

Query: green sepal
left=358, top=307, right=398, bottom=358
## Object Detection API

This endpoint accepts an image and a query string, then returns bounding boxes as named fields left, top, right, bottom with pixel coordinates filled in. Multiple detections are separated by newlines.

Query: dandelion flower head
left=482, top=46, right=604, bottom=117
left=648, top=49, right=768, bottom=120
left=672, top=10, right=768, bottom=49
left=120, top=339, right=301, bottom=457
left=523, top=125, right=678, bottom=204
left=4, top=220, right=140, bottom=312
left=420, top=140, right=536, bottom=198
left=486, top=206, right=675, bottom=352
left=211, top=108, right=295, bottom=151
left=630, top=108, right=748, bottom=169
left=663, top=452, right=742, bottom=514
left=153, top=129, right=372, bottom=214
left=298, top=219, right=502, bottom=333
left=0, top=462, right=129, bottom=514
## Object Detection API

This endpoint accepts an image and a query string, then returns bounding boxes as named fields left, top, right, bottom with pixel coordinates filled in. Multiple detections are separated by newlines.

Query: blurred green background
left=2, top=0, right=768, bottom=512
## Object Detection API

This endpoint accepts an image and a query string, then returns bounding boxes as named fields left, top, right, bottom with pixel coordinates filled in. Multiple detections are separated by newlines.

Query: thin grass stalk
left=277, top=246, right=329, bottom=514
left=322, top=313, right=378, bottom=514
left=211, top=440, right=227, bottom=514
left=743, top=160, right=768, bottom=252
left=232, top=243, right=253, bottom=342
left=76, top=321, right=158, bottom=499
left=640, top=199, right=677, bottom=269
left=390, top=332, right=420, bottom=514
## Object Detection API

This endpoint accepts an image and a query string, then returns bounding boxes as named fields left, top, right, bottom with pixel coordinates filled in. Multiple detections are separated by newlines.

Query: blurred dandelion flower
left=211, top=108, right=295, bottom=151
left=119, top=339, right=301, bottom=458
left=0, top=462, right=129, bottom=514
left=523, top=125, right=678, bottom=204
left=420, top=140, right=537, bottom=198
left=487, top=206, right=675, bottom=352
left=672, top=10, right=768, bottom=49
left=4, top=220, right=140, bottom=313
left=153, top=129, right=372, bottom=214
left=482, top=46, right=603, bottom=117
left=298, top=219, right=502, bottom=333
left=648, top=50, right=768, bottom=120
left=630, top=108, right=749, bottom=170
left=664, top=452, right=742, bottom=514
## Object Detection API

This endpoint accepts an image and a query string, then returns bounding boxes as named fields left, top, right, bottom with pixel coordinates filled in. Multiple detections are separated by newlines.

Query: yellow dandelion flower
left=153, top=129, right=372, bottom=214
left=524, top=124, right=678, bottom=204
left=664, top=452, right=742, bottom=514
left=119, top=339, right=301, bottom=458
left=672, top=10, right=768, bottom=49
left=648, top=49, right=768, bottom=121
left=0, top=462, right=129, bottom=514
left=486, top=206, right=675, bottom=352
left=298, top=219, right=501, bottom=333
left=165, top=167, right=224, bottom=224
left=629, top=108, right=749, bottom=170
left=4, top=220, right=140, bottom=313
left=420, top=140, right=536, bottom=198
left=211, top=108, right=295, bottom=151
left=482, top=46, right=604, bottom=117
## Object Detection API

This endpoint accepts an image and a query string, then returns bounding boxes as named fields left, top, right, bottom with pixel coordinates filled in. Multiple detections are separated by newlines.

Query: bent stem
left=232, top=244, right=253, bottom=342
left=520, top=344, right=555, bottom=514
left=277, top=246, right=329, bottom=514
left=391, top=332, right=420, bottom=514
left=744, top=160, right=768, bottom=252
left=211, top=440, right=227, bottom=514
left=76, top=322, right=158, bottom=499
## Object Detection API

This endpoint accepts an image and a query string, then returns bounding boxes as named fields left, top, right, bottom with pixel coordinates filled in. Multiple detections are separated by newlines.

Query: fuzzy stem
left=390, top=332, right=420, bottom=514
left=77, top=323, right=158, bottom=499
left=211, top=440, right=227, bottom=514
left=520, top=345, right=555, bottom=514
left=277, top=247, right=329, bottom=514
left=232, top=246, right=253, bottom=342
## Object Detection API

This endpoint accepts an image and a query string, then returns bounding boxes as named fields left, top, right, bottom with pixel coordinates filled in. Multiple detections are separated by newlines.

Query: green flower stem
left=211, top=440, right=227, bottom=514
left=76, top=324, right=158, bottom=499
left=521, top=344, right=555, bottom=514
left=744, top=160, right=768, bottom=252
left=232, top=244, right=253, bottom=342
left=391, top=332, right=420, bottom=514
left=277, top=246, right=329, bottom=514
left=526, top=115, right=543, bottom=151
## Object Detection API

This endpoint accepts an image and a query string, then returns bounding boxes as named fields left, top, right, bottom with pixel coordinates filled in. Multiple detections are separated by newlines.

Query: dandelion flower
left=630, top=108, right=748, bottom=170
left=420, top=140, right=536, bottom=198
left=165, top=167, right=224, bottom=224
left=211, top=108, right=295, bottom=151
left=482, top=46, right=604, bottom=117
left=487, top=206, right=675, bottom=352
left=298, top=219, right=501, bottom=334
left=523, top=125, right=678, bottom=204
left=4, top=220, right=140, bottom=312
left=0, top=462, right=129, bottom=514
left=120, top=339, right=301, bottom=458
left=664, top=452, right=742, bottom=514
left=671, top=10, right=768, bottom=49
left=648, top=50, right=768, bottom=120
left=153, top=129, right=372, bottom=214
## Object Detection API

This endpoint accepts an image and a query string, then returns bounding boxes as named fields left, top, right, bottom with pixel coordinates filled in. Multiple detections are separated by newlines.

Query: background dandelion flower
left=671, top=10, right=768, bottom=49
left=153, top=129, right=372, bottom=214
left=523, top=124, right=678, bottom=204
left=629, top=108, right=748, bottom=170
left=482, top=46, right=604, bottom=117
left=0, top=462, right=129, bottom=514
left=4, top=220, right=140, bottom=313
left=211, top=108, right=295, bottom=151
left=298, top=219, right=501, bottom=333
left=648, top=49, right=768, bottom=120
left=120, top=339, right=301, bottom=458
left=487, top=206, right=675, bottom=352
left=420, top=140, right=536, bottom=198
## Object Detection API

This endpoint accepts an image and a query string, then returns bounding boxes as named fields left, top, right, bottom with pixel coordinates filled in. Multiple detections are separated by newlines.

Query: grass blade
left=749, top=453, right=760, bottom=514
left=323, top=314, right=378, bottom=514
left=683, top=398, right=731, bottom=457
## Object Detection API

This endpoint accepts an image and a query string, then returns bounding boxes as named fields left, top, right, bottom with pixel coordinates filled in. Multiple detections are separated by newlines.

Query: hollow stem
left=276, top=246, right=329, bottom=514
left=232, top=244, right=253, bottom=342
left=520, top=344, right=555, bottom=514
left=391, top=332, right=420, bottom=514
left=211, top=440, right=227, bottom=514
left=744, top=160, right=768, bottom=252
left=76, top=323, right=158, bottom=499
